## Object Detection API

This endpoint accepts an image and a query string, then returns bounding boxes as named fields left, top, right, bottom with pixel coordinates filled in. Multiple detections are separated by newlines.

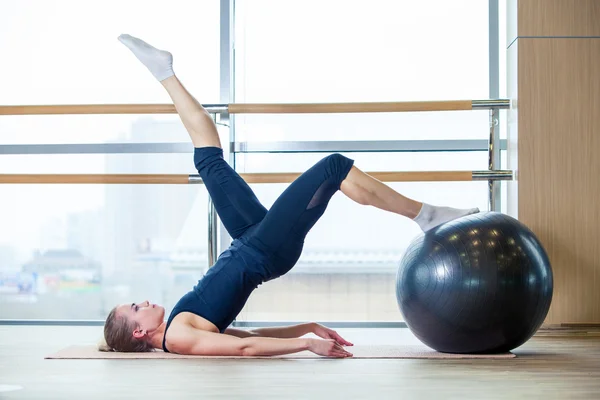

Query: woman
left=101, top=34, right=479, bottom=358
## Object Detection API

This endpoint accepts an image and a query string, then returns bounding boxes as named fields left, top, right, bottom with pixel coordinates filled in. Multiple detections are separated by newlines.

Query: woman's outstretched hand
left=311, top=323, right=354, bottom=347
left=307, top=338, right=354, bottom=358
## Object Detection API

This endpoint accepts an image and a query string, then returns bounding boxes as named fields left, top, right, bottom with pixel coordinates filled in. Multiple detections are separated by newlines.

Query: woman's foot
left=118, top=34, right=174, bottom=82
left=414, top=203, right=480, bottom=232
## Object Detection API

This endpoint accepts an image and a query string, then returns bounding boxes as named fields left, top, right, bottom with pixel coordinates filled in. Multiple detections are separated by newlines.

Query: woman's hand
left=307, top=338, right=353, bottom=358
left=311, top=323, right=354, bottom=347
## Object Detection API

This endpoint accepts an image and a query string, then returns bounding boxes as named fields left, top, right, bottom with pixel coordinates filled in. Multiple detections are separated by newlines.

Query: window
left=0, top=1, right=220, bottom=319
left=235, top=153, right=489, bottom=322
left=0, top=184, right=209, bottom=320
left=0, top=0, right=498, bottom=324
left=0, top=0, right=220, bottom=143
left=234, top=0, right=489, bottom=142
left=232, top=0, right=491, bottom=322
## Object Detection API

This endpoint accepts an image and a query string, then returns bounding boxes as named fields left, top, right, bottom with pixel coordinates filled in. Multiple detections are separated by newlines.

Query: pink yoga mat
left=46, top=345, right=515, bottom=359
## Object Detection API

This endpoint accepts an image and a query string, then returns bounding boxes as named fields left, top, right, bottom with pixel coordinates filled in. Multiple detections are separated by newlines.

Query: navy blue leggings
left=194, top=147, right=354, bottom=278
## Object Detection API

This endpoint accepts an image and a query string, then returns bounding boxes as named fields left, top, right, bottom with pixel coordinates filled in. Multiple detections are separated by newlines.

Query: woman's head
left=101, top=300, right=165, bottom=352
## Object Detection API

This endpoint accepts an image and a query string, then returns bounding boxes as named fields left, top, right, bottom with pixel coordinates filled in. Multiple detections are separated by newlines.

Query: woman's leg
left=118, top=34, right=220, bottom=148
left=250, top=154, right=480, bottom=266
left=340, top=166, right=479, bottom=232
left=118, top=34, right=267, bottom=238
left=247, top=154, right=355, bottom=278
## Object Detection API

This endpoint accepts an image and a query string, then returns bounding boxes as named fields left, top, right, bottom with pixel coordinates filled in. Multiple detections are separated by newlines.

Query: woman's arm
left=169, top=325, right=352, bottom=357
left=241, top=336, right=352, bottom=357
left=224, top=323, right=314, bottom=339
left=225, top=323, right=353, bottom=347
left=252, top=323, right=314, bottom=338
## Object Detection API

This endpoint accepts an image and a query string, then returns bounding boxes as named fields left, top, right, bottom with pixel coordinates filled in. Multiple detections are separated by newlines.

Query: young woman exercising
left=102, top=34, right=479, bottom=358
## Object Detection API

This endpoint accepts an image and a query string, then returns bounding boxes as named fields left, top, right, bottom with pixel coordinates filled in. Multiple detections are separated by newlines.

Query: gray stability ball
left=396, top=212, right=553, bottom=354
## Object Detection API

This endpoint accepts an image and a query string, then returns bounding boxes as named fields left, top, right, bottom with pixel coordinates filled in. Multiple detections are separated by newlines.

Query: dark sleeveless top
left=162, top=237, right=272, bottom=352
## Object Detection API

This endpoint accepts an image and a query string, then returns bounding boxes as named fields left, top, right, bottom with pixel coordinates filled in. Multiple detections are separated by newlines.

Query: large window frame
left=0, top=0, right=502, bottom=326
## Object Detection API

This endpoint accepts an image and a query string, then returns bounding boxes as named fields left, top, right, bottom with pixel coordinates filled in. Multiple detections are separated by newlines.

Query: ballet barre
left=0, top=98, right=510, bottom=266
left=0, top=100, right=509, bottom=115
left=0, top=171, right=513, bottom=184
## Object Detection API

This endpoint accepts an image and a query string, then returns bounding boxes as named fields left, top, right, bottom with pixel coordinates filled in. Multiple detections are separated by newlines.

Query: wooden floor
left=0, top=326, right=599, bottom=399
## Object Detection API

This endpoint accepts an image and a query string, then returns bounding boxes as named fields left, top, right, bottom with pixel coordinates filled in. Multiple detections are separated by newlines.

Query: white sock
left=118, top=34, right=174, bottom=82
left=413, top=203, right=480, bottom=232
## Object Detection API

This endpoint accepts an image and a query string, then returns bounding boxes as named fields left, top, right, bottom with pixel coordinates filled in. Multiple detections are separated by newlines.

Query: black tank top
left=162, top=238, right=271, bottom=352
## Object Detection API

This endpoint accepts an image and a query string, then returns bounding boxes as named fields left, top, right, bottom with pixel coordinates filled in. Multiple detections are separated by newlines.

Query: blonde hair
left=100, top=306, right=154, bottom=352
left=97, top=337, right=113, bottom=352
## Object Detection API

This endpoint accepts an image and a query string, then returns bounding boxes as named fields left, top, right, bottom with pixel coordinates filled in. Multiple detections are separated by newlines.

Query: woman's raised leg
left=118, top=34, right=267, bottom=238
left=117, top=34, right=220, bottom=148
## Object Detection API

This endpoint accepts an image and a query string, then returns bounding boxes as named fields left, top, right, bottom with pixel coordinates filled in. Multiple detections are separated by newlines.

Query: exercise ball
left=396, top=212, right=553, bottom=353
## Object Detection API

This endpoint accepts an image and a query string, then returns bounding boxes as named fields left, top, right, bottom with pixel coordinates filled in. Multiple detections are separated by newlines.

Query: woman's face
left=116, top=300, right=165, bottom=337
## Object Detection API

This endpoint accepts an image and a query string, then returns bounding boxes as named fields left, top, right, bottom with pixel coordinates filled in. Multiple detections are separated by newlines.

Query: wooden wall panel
left=518, top=0, right=600, bottom=37
left=518, top=39, right=600, bottom=323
